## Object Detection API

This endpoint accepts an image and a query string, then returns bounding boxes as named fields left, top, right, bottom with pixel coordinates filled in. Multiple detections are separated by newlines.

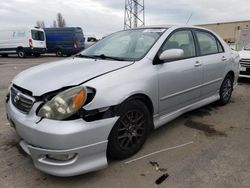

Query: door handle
left=194, top=61, right=202, bottom=67
left=221, top=56, right=227, bottom=61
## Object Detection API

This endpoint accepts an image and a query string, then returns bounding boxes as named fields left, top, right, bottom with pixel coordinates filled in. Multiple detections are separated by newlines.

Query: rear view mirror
left=159, top=49, right=184, bottom=62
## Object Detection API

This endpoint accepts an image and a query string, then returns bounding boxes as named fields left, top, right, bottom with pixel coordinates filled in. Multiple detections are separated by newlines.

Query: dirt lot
left=0, top=56, right=250, bottom=188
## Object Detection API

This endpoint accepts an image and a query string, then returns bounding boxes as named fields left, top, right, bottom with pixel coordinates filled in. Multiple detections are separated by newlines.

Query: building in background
left=198, top=20, right=250, bottom=50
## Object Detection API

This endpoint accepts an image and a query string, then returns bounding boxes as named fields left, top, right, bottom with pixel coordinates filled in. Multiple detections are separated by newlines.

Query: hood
left=238, top=50, right=250, bottom=59
left=13, top=57, right=133, bottom=96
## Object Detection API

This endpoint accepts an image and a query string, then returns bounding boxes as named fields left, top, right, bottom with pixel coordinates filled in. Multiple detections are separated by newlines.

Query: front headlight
left=38, top=86, right=87, bottom=120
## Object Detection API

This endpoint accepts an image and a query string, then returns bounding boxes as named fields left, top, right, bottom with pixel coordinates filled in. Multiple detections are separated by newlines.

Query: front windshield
left=80, top=28, right=166, bottom=61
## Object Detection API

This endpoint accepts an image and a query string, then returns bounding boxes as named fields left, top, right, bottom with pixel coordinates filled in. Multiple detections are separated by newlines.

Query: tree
left=36, top=20, right=45, bottom=28
left=53, top=20, right=57, bottom=28
left=57, top=13, right=66, bottom=27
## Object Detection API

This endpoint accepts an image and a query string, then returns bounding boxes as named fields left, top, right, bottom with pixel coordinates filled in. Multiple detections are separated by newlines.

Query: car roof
left=137, top=25, right=206, bottom=30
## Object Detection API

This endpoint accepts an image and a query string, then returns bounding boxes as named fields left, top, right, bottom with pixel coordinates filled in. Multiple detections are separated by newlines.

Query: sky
left=1, top=0, right=250, bottom=38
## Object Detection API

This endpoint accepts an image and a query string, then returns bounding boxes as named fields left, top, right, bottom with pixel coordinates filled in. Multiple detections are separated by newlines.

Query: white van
left=0, top=27, right=46, bottom=58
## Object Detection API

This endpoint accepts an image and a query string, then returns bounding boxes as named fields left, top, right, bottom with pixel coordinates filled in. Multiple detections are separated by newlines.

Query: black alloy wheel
left=117, top=110, right=146, bottom=150
left=218, top=75, right=233, bottom=105
left=108, top=100, right=151, bottom=159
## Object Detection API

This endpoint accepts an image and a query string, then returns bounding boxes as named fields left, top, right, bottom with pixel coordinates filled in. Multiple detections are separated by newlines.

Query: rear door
left=74, top=28, right=85, bottom=49
left=157, top=29, right=203, bottom=114
left=194, top=30, right=228, bottom=99
left=31, top=29, right=46, bottom=48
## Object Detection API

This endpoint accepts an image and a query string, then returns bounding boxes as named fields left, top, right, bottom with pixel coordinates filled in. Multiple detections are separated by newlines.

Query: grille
left=240, top=59, right=250, bottom=67
left=11, top=87, right=35, bottom=113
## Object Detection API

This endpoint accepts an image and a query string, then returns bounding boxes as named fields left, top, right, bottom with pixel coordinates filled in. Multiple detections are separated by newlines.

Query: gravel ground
left=0, top=56, right=250, bottom=188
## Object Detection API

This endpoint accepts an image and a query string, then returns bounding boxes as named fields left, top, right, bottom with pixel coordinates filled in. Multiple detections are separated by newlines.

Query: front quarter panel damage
left=83, top=60, right=158, bottom=116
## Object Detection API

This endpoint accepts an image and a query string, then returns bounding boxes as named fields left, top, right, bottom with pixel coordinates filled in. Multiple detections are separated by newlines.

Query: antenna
left=124, top=0, right=145, bottom=30
left=185, top=13, right=193, bottom=25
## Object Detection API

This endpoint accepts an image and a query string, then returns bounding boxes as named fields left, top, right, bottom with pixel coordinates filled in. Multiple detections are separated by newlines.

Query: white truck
left=0, top=27, right=46, bottom=58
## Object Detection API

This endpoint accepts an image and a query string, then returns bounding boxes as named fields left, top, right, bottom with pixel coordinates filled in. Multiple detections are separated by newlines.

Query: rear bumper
left=5, top=97, right=118, bottom=176
left=61, top=48, right=84, bottom=55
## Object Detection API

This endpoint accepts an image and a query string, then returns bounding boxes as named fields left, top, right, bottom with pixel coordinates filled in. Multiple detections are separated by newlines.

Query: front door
left=157, top=29, right=203, bottom=115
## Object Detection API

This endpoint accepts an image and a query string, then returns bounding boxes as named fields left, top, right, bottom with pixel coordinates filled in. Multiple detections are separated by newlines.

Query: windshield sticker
left=143, top=29, right=166, bottom=33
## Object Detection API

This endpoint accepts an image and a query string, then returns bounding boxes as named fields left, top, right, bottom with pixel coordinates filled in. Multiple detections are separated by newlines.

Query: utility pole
left=124, top=0, right=145, bottom=30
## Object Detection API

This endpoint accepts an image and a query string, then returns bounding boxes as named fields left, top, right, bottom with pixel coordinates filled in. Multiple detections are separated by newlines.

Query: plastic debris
left=155, top=173, right=169, bottom=185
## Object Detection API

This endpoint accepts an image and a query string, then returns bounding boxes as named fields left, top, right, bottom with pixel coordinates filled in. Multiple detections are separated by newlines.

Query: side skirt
left=153, top=94, right=220, bottom=129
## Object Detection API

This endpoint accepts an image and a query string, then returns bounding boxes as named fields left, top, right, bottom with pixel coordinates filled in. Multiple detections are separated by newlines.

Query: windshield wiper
left=91, top=54, right=127, bottom=61
left=76, top=53, right=127, bottom=61
left=75, top=54, right=96, bottom=59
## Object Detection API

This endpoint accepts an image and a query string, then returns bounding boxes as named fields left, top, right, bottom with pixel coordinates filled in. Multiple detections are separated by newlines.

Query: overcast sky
left=1, top=0, right=250, bottom=38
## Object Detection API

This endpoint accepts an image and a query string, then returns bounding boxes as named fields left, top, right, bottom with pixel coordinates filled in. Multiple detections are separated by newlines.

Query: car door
left=156, top=29, right=203, bottom=115
left=194, top=30, right=229, bottom=99
left=31, top=30, right=46, bottom=48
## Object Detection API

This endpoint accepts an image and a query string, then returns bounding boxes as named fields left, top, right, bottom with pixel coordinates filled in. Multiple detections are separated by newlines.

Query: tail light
left=29, top=39, right=33, bottom=48
left=73, top=41, right=77, bottom=49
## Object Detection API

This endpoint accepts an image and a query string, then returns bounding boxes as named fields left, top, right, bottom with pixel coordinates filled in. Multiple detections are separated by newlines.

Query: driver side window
left=161, top=30, right=196, bottom=59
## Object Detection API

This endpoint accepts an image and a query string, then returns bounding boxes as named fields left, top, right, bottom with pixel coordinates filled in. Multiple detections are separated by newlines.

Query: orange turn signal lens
left=72, top=90, right=85, bottom=109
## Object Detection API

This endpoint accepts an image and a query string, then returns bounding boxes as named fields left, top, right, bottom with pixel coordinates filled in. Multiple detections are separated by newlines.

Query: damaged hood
left=13, top=57, right=133, bottom=96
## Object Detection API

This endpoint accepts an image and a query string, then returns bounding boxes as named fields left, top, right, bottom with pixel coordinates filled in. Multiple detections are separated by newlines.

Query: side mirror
left=159, top=49, right=184, bottom=62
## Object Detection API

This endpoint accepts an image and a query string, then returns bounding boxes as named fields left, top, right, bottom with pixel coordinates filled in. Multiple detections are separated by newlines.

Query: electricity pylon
left=124, top=0, right=145, bottom=30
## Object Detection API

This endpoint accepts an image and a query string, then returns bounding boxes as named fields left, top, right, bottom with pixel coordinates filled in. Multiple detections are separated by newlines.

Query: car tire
left=218, top=75, right=233, bottom=106
left=107, top=100, right=151, bottom=160
left=56, top=50, right=63, bottom=57
left=17, top=49, right=26, bottom=58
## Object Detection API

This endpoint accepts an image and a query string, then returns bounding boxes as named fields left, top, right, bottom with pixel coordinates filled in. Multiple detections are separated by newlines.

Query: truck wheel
left=107, top=100, right=150, bottom=159
left=56, top=50, right=62, bottom=57
left=17, top=49, right=26, bottom=58
left=218, top=75, right=233, bottom=106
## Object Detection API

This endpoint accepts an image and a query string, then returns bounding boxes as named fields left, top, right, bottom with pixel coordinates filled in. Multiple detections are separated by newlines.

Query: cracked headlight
left=38, top=86, right=87, bottom=120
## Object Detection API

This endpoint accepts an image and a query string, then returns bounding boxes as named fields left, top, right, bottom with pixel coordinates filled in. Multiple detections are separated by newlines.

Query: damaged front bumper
left=5, top=99, right=118, bottom=176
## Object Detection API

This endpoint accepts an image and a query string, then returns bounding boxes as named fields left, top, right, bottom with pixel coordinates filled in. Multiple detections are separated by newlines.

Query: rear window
left=75, top=32, right=84, bottom=41
left=31, top=30, right=45, bottom=41
left=195, top=31, right=223, bottom=56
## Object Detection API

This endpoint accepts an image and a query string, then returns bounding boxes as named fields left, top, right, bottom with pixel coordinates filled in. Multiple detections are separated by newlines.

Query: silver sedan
left=5, top=25, right=240, bottom=176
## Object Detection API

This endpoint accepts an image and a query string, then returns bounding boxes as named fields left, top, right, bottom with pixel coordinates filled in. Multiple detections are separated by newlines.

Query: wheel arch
left=226, top=70, right=235, bottom=82
left=120, top=93, right=154, bottom=116
left=117, top=93, right=155, bottom=131
left=16, top=46, right=24, bottom=52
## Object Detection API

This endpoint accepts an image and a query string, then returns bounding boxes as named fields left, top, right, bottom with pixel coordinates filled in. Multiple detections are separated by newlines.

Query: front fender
left=83, top=61, right=159, bottom=115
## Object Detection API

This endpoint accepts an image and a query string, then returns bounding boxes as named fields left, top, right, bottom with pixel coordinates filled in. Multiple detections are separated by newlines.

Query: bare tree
left=36, top=20, right=46, bottom=28
left=53, top=20, right=57, bottom=28
left=62, top=18, right=66, bottom=27
left=57, top=13, right=66, bottom=27
left=38, top=13, right=66, bottom=28
left=40, top=21, right=45, bottom=28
